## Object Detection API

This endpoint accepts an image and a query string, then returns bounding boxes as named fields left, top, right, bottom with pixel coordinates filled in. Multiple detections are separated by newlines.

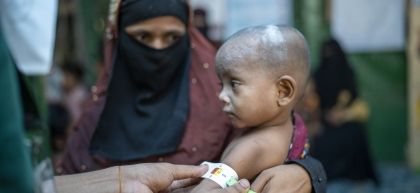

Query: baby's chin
left=226, top=113, right=252, bottom=129
left=230, top=119, right=250, bottom=130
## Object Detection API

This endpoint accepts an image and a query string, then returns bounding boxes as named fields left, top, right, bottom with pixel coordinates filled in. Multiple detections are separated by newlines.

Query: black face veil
left=90, top=0, right=191, bottom=160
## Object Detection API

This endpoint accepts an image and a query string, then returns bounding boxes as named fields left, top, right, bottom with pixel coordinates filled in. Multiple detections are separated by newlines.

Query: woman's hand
left=251, top=164, right=312, bottom=193
left=54, top=163, right=208, bottom=193
left=121, top=163, right=207, bottom=193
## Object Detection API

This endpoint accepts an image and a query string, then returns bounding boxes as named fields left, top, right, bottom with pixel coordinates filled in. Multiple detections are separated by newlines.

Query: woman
left=59, top=0, right=326, bottom=192
left=313, top=39, right=378, bottom=184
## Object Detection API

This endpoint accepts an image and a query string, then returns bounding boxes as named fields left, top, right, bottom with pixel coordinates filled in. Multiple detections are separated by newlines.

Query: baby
left=191, top=25, right=310, bottom=193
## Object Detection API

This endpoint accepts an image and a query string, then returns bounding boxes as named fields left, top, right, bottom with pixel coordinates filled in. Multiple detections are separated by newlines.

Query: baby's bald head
left=216, top=25, right=310, bottom=98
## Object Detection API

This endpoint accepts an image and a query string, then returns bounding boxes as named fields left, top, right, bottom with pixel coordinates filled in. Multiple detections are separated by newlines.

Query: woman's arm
left=54, top=166, right=119, bottom=193
left=327, top=90, right=370, bottom=126
left=55, top=163, right=207, bottom=193
left=286, top=156, right=327, bottom=193
left=251, top=156, right=327, bottom=193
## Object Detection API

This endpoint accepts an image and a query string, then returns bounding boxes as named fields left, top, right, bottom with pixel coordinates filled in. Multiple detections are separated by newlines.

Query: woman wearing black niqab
left=313, top=39, right=379, bottom=185
left=90, top=0, right=192, bottom=160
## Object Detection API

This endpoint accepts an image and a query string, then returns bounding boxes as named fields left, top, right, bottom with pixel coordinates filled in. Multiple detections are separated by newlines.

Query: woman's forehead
left=125, top=16, right=186, bottom=31
left=120, top=0, right=189, bottom=27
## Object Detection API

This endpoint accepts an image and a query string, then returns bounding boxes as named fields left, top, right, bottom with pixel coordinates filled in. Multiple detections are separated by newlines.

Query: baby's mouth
left=223, top=108, right=233, bottom=114
left=224, top=111, right=236, bottom=119
left=222, top=106, right=237, bottom=119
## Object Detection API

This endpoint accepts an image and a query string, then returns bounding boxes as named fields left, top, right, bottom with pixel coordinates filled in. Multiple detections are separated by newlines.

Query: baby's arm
left=222, top=127, right=293, bottom=179
left=191, top=126, right=293, bottom=192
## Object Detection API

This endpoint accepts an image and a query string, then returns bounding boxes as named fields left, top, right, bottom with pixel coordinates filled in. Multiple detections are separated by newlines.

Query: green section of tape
left=227, top=177, right=257, bottom=193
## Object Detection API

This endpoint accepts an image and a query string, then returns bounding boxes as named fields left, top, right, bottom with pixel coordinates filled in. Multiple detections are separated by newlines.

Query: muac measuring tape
left=201, top=161, right=256, bottom=193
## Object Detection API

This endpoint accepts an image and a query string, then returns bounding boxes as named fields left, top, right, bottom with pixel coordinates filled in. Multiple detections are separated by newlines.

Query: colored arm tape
left=200, top=161, right=257, bottom=193
left=226, top=177, right=257, bottom=193
left=201, top=161, right=238, bottom=188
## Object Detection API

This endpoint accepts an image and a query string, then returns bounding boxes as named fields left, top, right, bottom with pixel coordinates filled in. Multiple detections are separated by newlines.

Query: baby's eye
left=230, top=80, right=240, bottom=89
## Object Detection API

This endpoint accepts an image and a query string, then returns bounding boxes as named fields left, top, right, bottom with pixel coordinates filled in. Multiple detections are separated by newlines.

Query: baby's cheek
left=243, top=107, right=266, bottom=124
left=255, top=102, right=279, bottom=119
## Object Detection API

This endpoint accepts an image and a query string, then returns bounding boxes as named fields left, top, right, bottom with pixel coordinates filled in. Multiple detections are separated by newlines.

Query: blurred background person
left=193, top=8, right=210, bottom=39
left=48, top=103, right=70, bottom=167
left=61, top=62, right=87, bottom=131
left=295, top=78, right=322, bottom=138
left=0, top=25, right=35, bottom=193
left=0, top=0, right=58, bottom=192
left=312, top=39, right=378, bottom=185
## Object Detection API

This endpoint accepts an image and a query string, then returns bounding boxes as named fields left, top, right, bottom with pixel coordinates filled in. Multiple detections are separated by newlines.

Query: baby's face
left=216, top=62, right=281, bottom=129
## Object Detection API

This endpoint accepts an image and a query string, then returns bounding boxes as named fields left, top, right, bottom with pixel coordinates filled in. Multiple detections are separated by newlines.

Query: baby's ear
left=275, top=75, right=297, bottom=107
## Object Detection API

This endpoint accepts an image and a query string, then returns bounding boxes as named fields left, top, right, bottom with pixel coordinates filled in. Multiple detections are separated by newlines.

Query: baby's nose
left=218, top=90, right=230, bottom=104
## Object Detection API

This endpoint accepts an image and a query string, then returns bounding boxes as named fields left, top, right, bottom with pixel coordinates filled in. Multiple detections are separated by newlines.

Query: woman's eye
left=165, top=33, right=181, bottom=44
left=135, top=32, right=151, bottom=42
left=169, top=34, right=181, bottom=41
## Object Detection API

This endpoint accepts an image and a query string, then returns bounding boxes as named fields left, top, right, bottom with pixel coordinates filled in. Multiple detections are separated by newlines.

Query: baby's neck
left=261, top=108, right=293, bottom=127
left=245, top=112, right=294, bottom=136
